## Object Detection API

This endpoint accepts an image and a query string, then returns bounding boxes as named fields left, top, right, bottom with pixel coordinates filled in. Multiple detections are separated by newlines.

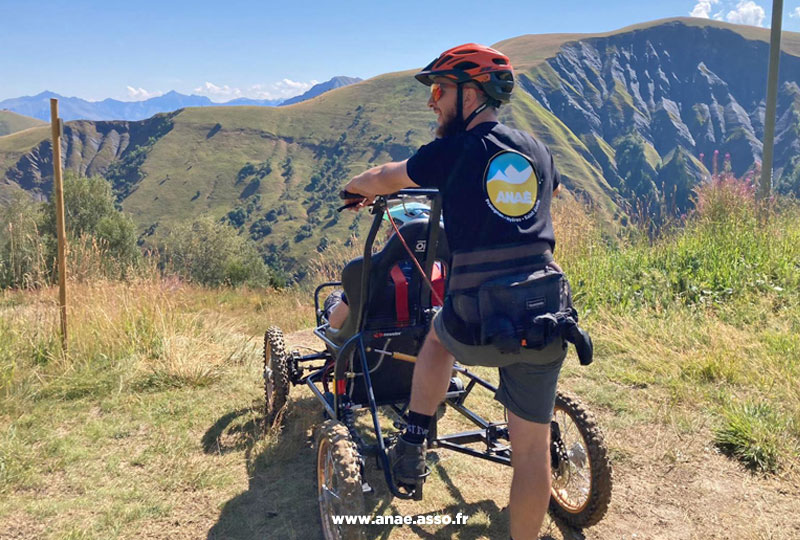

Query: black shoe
left=388, top=437, right=428, bottom=486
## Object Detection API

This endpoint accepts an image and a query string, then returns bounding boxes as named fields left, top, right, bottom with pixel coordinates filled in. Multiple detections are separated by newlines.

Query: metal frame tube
left=355, top=336, right=415, bottom=499
left=314, top=281, right=342, bottom=326
left=305, top=371, right=336, bottom=420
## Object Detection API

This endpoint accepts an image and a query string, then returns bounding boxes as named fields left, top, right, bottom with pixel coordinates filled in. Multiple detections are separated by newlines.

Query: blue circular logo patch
left=484, top=150, right=540, bottom=220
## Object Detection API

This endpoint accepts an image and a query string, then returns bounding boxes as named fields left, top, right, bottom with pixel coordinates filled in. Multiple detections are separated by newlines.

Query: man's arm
left=343, top=160, right=420, bottom=202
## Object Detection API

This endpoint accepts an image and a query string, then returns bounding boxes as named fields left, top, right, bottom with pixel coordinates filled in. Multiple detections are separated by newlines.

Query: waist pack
left=478, top=268, right=567, bottom=350
left=448, top=243, right=593, bottom=364
left=476, top=269, right=592, bottom=364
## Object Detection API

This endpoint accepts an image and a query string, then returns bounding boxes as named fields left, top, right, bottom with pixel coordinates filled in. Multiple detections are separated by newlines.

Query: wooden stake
left=758, top=0, right=784, bottom=202
left=50, top=98, right=68, bottom=349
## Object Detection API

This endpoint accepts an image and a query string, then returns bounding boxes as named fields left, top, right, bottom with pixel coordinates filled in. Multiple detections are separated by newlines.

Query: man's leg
left=409, top=326, right=455, bottom=415
left=507, top=409, right=551, bottom=540
left=390, top=326, right=454, bottom=485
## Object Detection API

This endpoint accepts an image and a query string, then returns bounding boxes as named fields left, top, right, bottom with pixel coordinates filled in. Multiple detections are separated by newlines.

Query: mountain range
left=1, top=17, right=799, bottom=279
left=0, top=76, right=362, bottom=122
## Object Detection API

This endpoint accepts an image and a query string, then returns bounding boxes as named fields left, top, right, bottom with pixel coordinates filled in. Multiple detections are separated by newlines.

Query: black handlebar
left=336, top=188, right=441, bottom=212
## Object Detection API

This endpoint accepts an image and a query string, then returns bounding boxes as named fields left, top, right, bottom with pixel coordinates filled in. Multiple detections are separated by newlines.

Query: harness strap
left=431, top=263, right=445, bottom=307
left=390, top=264, right=410, bottom=324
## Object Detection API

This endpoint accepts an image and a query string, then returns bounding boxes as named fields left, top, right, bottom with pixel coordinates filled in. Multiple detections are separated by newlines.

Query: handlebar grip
left=339, top=190, right=364, bottom=200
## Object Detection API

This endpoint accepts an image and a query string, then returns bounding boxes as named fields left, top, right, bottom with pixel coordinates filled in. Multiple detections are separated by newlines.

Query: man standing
left=343, top=43, right=565, bottom=540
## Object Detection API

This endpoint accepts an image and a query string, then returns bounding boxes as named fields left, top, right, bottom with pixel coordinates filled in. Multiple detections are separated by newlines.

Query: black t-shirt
left=406, top=122, right=560, bottom=254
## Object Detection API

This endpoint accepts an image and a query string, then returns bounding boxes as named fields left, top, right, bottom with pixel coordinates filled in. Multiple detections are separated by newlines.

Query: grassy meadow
left=0, top=111, right=46, bottom=138
left=1, top=179, right=799, bottom=539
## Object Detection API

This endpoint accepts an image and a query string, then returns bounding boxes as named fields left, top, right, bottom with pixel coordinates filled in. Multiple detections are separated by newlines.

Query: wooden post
left=758, top=0, right=784, bottom=202
left=50, top=98, right=68, bottom=349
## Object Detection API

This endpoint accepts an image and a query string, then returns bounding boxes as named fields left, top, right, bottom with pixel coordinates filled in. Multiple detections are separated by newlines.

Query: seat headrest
left=379, top=218, right=448, bottom=266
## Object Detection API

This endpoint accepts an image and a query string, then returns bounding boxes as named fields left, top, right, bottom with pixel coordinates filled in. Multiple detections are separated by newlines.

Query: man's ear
left=460, top=85, right=474, bottom=107
left=468, top=86, right=484, bottom=107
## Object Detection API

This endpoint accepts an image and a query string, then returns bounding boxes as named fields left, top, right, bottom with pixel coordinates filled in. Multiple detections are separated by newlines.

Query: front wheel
left=549, top=390, right=612, bottom=528
left=264, top=326, right=290, bottom=427
left=315, top=420, right=366, bottom=540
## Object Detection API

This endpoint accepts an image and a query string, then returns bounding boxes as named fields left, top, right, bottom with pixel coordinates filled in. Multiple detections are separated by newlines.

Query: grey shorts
left=433, top=307, right=566, bottom=424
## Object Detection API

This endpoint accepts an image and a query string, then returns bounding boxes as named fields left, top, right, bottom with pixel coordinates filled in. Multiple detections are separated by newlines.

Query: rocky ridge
left=522, top=22, right=800, bottom=185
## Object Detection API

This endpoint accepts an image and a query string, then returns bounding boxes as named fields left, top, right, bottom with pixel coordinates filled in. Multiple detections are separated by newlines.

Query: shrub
left=226, top=207, right=247, bottom=229
left=40, top=172, right=141, bottom=271
left=693, top=172, right=756, bottom=227
left=159, top=216, right=273, bottom=287
left=0, top=193, right=48, bottom=289
left=294, top=224, right=312, bottom=243
left=248, top=218, right=272, bottom=240
left=714, top=401, right=794, bottom=473
left=1, top=173, right=141, bottom=288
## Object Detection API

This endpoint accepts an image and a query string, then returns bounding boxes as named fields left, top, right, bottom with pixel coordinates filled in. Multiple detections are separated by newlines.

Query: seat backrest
left=327, top=218, right=450, bottom=344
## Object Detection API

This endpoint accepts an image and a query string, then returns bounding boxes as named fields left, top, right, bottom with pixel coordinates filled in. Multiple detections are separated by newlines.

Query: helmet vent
left=433, top=55, right=453, bottom=69
left=453, top=49, right=478, bottom=55
left=453, top=61, right=479, bottom=71
left=492, top=58, right=508, bottom=65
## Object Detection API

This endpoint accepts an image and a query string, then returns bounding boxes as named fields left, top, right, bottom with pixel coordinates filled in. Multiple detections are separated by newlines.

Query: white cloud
left=126, top=86, right=163, bottom=100
left=278, top=79, right=314, bottom=90
left=690, top=0, right=720, bottom=18
left=725, top=1, right=766, bottom=26
left=193, top=79, right=320, bottom=102
left=193, top=82, right=243, bottom=101
left=790, top=7, right=800, bottom=18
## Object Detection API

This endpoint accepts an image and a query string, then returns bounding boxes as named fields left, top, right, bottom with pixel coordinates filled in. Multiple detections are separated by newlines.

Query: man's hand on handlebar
left=342, top=160, right=418, bottom=210
left=340, top=180, right=377, bottom=211
left=337, top=189, right=375, bottom=212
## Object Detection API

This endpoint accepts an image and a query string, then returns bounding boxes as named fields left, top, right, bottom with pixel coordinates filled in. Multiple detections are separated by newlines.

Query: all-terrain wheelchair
left=262, top=189, right=612, bottom=539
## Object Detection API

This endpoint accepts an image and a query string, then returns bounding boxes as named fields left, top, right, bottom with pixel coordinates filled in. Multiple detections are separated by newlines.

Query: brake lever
left=337, top=200, right=363, bottom=212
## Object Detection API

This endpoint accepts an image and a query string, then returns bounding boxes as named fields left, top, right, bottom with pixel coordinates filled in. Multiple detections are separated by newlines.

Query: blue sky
left=1, top=0, right=799, bottom=102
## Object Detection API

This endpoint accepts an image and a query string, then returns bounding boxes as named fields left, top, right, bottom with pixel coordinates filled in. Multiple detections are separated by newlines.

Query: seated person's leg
left=323, top=290, right=350, bottom=330
left=328, top=299, right=349, bottom=329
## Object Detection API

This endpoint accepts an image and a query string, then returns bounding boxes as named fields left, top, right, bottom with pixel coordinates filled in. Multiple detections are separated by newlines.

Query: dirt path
left=274, top=329, right=800, bottom=540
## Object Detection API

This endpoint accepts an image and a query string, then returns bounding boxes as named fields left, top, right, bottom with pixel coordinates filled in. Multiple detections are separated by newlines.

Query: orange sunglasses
left=430, top=82, right=455, bottom=102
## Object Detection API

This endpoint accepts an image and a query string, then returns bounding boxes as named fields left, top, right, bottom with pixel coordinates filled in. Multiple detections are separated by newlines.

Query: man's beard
left=435, top=109, right=462, bottom=138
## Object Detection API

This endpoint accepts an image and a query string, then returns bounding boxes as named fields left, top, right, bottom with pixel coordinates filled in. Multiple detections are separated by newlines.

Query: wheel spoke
left=322, top=484, right=342, bottom=501
left=552, top=405, right=592, bottom=511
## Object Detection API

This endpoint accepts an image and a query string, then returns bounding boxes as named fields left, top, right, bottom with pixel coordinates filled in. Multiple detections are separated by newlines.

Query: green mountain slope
left=2, top=17, right=799, bottom=278
left=0, top=110, right=46, bottom=137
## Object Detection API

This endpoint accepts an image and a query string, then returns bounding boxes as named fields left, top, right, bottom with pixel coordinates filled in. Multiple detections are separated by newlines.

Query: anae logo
left=484, top=150, right=540, bottom=219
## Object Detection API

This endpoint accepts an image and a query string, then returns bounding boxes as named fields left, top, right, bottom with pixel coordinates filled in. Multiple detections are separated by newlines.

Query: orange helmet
left=415, top=43, right=515, bottom=105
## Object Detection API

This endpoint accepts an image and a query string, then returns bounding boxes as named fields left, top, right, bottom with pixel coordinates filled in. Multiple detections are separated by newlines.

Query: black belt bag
left=478, top=268, right=568, bottom=353
left=447, top=242, right=593, bottom=364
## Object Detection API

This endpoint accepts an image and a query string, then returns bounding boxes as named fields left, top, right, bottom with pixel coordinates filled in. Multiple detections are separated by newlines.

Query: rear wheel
left=264, top=326, right=290, bottom=427
left=315, top=420, right=366, bottom=540
left=549, top=390, right=612, bottom=528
